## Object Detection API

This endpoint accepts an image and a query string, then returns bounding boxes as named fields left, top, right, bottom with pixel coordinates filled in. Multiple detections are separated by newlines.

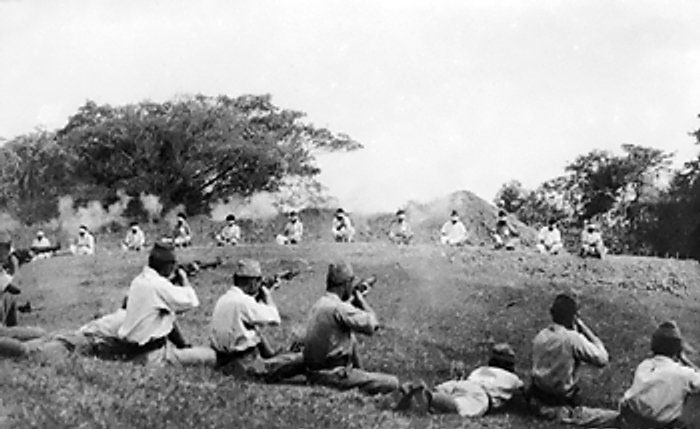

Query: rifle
left=260, top=268, right=301, bottom=290
left=172, top=257, right=224, bottom=285
left=30, top=244, right=61, bottom=255
left=353, top=275, right=377, bottom=296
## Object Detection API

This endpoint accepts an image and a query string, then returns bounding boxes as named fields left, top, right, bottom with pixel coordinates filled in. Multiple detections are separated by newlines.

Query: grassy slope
left=1, top=242, right=699, bottom=428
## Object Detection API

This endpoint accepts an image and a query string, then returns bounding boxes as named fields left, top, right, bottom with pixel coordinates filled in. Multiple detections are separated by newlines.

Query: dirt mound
left=364, top=190, right=537, bottom=246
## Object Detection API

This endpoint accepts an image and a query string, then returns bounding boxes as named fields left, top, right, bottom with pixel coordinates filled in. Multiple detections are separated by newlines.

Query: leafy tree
left=0, top=94, right=361, bottom=221
left=494, top=180, right=527, bottom=213
left=0, top=131, right=74, bottom=223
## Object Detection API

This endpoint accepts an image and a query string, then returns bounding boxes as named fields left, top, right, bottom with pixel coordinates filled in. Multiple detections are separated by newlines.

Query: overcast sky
left=2, top=0, right=700, bottom=212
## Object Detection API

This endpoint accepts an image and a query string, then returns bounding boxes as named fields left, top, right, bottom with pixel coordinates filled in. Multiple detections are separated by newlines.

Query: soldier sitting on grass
left=209, top=259, right=304, bottom=381
left=562, top=321, right=700, bottom=428
left=302, top=261, right=400, bottom=395
left=0, top=298, right=127, bottom=361
left=527, top=293, right=616, bottom=427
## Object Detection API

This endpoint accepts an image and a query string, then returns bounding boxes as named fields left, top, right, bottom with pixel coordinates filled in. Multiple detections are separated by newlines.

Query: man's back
left=621, top=355, right=700, bottom=424
left=118, top=267, right=198, bottom=345
left=303, top=293, right=376, bottom=370
left=531, top=324, right=608, bottom=396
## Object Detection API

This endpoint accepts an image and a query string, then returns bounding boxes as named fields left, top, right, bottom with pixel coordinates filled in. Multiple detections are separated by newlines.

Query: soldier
left=395, top=343, right=524, bottom=416
left=388, top=209, right=413, bottom=245
left=0, top=299, right=127, bottom=360
left=332, top=208, right=356, bottom=243
left=209, top=259, right=303, bottom=381
left=215, top=214, right=241, bottom=246
left=528, top=294, right=612, bottom=424
left=440, top=210, right=468, bottom=246
left=276, top=211, right=304, bottom=245
left=0, top=231, right=30, bottom=327
left=303, top=261, right=399, bottom=395
left=115, top=243, right=215, bottom=366
left=616, top=321, right=700, bottom=428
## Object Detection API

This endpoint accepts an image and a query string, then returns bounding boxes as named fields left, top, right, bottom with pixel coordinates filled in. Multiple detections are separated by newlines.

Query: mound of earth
left=364, top=190, right=537, bottom=246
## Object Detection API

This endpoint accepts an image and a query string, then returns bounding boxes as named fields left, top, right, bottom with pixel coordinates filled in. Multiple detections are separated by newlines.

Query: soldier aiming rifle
left=260, top=268, right=301, bottom=290
left=172, top=257, right=224, bottom=285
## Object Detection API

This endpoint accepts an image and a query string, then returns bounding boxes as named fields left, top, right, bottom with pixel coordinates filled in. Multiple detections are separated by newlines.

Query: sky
left=1, top=0, right=700, bottom=213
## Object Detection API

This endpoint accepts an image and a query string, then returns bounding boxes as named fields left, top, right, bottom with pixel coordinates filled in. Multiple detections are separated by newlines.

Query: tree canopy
left=0, top=94, right=361, bottom=223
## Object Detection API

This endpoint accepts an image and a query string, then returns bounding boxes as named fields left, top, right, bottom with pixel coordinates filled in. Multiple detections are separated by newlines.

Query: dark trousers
left=1, top=293, right=18, bottom=327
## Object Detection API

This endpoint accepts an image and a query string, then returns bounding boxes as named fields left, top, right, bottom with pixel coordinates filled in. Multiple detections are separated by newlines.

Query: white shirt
left=283, top=220, right=304, bottom=242
left=581, top=230, right=604, bottom=247
left=124, top=228, right=145, bottom=248
left=531, top=324, right=609, bottom=396
left=80, top=309, right=126, bottom=337
left=621, top=355, right=700, bottom=424
left=209, top=286, right=280, bottom=353
left=77, top=232, right=95, bottom=255
left=441, top=220, right=467, bottom=242
left=436, top=366, right=524, bottom=416
left=538, top=226, right=562, bottom=247
left=332, top=215, right=354, bottom=234
left=31, top=237, right=52, bottom=249
left=390, top=220, right=413, bottom=238
left=118, top=266, right=199, bottom=345
left=218, top=223, right=241, bottom=243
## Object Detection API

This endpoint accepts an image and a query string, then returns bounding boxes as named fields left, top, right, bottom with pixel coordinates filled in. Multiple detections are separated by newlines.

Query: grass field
left=1, top=240, right=699, bottom=428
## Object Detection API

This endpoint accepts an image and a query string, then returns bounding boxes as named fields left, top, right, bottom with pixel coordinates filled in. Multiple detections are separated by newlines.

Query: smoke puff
left=58, top=191, right=130, bottom=233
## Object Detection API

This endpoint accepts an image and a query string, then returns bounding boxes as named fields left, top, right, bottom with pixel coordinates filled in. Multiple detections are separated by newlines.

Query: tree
left=0, top=94, right=362, bottom=223
left=494, top=180, right=527, bottom=213
left=0, top=131, right=74, bottom=223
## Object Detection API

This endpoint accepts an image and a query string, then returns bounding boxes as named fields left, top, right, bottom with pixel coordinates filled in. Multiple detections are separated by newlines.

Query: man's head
left=498, top=209, right=507, bottom=219
left=130, top=222, right=138, bottom=233
left=488, top=343, right=516, bottom=373
left=79, top=225, right=88, bottom=236
left=450, top=210, right=459, bottom=223
left=335, top=208, right=345, bottom=219
left=233, top=258, right=263, bottom=296
left=289, top=211, right=299, bottom=222
left=651, top=320, right=683, bottom=358
left=36, top=230, right=44, bottom=238
left=396, top=209, right=406, bottom=221
left=226, top=214, right=236, bottom=224
left=326, top=260, right=355, bottom=300
left=148, top=243, right=177, bottom=278
left=548, top=219, right=557, bottom=231
left=550, top=293, right=578, bottom=328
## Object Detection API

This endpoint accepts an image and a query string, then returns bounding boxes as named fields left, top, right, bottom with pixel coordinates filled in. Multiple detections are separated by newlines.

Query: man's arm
left=157, top=269, right=200, bottom=311
left=335, top=291, right=379, bottom=335
left=572, top=317, right=609, bottom=367
left=245, top=286, right=281, bottom=326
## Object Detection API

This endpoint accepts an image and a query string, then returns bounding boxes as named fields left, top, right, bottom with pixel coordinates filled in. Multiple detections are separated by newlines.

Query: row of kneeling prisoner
left=18, top=208, right=608, bottom=260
